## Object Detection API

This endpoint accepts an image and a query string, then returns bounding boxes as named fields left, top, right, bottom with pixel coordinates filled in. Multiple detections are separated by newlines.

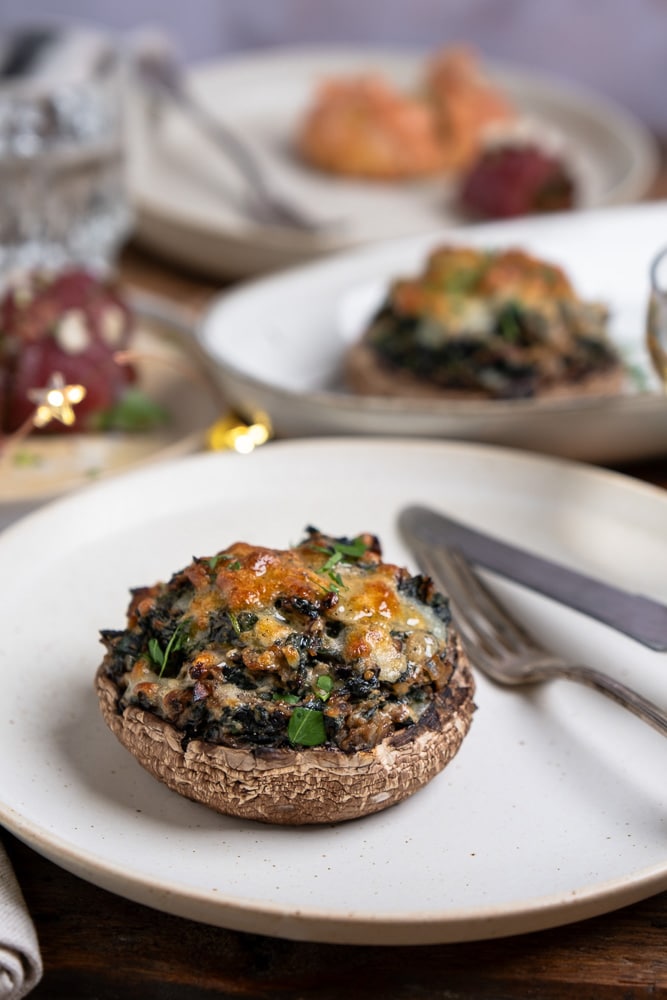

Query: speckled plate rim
left=2, top=802, right=666, bottom=945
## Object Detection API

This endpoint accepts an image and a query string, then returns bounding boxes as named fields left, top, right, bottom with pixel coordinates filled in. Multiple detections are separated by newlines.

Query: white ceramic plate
left=0, top=295, right=224, bottom=530
left=127, top=47, right=659, bottom=279
left=0, top=438, right=665, bottom=945
left=199, top=201, right=667, bottom=463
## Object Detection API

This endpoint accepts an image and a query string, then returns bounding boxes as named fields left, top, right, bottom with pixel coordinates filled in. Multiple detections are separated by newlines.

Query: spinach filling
left=366, top=298, right=618, bottom=399
left=100, top=530, right=455, bottom=753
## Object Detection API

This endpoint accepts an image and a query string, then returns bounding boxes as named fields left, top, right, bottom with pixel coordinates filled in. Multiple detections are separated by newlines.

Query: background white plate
left=128, top=47, right=658, bottom=279
left=199, top=201, right=667, bottom=463
left=0, top=438, right=665, bottom=945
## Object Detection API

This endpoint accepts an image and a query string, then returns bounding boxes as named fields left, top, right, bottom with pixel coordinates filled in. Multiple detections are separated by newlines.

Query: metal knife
left=399, top=505, right=667, bottom=651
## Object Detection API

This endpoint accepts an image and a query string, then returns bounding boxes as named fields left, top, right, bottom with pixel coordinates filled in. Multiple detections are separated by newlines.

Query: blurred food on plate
left=344, top=244, right=623, bottom=400
left=296, top=74, right=446, bottom=180
left=0, top=268, right=168, bottom=434
left=424, top=46, right=515, bottom=170
left=458, top=142, right=577, bottom=219
left=296, top=45, right=514, bottom=180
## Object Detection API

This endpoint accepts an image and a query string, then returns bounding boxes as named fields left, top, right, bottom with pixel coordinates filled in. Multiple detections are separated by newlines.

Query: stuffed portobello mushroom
left=345, top=245, right=624, bottom=401
left=96, top=527, right=475, bottom=825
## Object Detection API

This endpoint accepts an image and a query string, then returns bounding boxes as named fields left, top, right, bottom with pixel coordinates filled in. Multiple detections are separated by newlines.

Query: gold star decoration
left=0, top=371, right=88, bottom=465
left=207, top=412, right=272, bottom=454
left=27, top=372, right=87, bottom=428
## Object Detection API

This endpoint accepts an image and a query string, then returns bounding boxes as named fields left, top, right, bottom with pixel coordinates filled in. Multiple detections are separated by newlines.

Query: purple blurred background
left=1, top=0, right=666, bottom=132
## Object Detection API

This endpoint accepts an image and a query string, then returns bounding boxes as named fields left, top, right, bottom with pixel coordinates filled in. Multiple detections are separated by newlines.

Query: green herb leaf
left=208, top=552, right=243, bottom=571
left=288, top=707, right=326, bottom=746
left=321, top=550, right=343, bottom=573
left=11, top=449, right=42, bottom=467
left=497, top=303, right=523, bottom=343
left=314, top=538, right=369, bottom=560
left=91, top=388, right=170, bottom=433
left=148, top=637, right=164, bottom=668
left=228, top=610, right=241, bottom=636
left=314, top=536, right=370, bottom=593
left=148, top=621, right=188, bottom=678
left=315, top=675, right=333, bottom=701
left=161, top=624, right=187, bottom=677
left=273, top=692, right=300, bottom=704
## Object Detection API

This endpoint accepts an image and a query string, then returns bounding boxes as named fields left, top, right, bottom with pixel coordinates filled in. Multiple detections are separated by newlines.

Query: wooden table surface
left=4, top=144, right=667, bottom=1000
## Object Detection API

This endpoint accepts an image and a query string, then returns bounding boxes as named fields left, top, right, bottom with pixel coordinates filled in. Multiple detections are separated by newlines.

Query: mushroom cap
left=345, top=339, right=624, bottom=402
left=95, top=637, right=475, bottom=825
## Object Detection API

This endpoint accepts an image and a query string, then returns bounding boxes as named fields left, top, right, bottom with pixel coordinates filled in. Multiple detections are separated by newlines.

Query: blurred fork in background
left=132, top=30, right=338, bottom=234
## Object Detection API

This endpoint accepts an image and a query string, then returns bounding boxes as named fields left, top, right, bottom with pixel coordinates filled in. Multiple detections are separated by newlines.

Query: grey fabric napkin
left=0, top=25, right=115, bottom=88
left=0, top=841, right=42, bottom=1000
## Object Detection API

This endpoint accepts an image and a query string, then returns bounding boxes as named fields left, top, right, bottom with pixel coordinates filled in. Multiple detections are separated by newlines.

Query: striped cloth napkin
left=0, top=841, right=42, bottom=999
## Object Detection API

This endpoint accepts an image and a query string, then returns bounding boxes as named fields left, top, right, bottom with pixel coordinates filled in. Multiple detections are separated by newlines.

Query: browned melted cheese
left=213, top=543, right=327, bottom=610
left=354, top=244, right=621, bottom=401
left=100, top=529, right=458, bottom=753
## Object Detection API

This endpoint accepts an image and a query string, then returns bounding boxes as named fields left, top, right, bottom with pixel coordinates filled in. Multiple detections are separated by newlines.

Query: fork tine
left=412, top=540, right=501, bottom=653
left=427, top=552, right=499, bottom=649
left=414, top=540, right=537, bottom=656
left=445, top=549, right=538, bottom=651
left=408, top=534, right=667, bottom=736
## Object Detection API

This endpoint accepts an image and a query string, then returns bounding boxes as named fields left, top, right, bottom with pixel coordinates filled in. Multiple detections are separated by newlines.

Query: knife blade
left=399, top=505, right=667, bottom=651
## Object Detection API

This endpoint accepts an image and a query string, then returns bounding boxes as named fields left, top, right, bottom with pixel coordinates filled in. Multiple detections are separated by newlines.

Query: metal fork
left=411, top=541, right=667, bottom=737
left=133, top=37, right=335, bottom=234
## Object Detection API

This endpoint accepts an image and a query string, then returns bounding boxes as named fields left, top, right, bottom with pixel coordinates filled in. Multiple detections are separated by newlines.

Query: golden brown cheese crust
left=345, top=245, right=625, bottom=401
left=296, top=75, right=448, bottom=180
